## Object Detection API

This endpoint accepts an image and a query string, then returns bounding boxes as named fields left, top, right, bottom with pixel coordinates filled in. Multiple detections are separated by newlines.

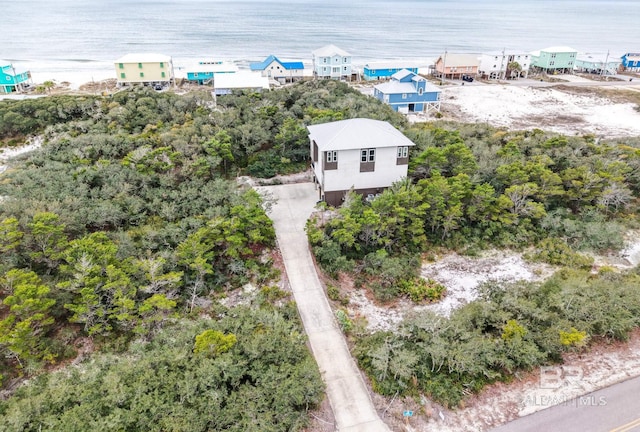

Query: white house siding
left=260, top=60, right=303, bottom=80
left=322, top=147, right=408, bottom=192
left=479, top=52, right=530, bottom=79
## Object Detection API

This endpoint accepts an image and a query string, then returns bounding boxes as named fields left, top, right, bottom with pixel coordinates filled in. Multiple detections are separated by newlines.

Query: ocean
left=2, top=0, right=639, bottom=85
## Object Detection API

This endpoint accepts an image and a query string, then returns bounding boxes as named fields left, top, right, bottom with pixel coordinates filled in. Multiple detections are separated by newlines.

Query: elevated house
left=312, top=44, right=352, bottom=80
left=373, top=69, right=440, bottom=114
left=185, top=61, right=238, bottom=85
left=530, top=46, right=577, bottom=74
left=363, top=61, right=419, bottom=81
left=115, top=53, right=174, bottom=86
left=249, top=55, right=304, bottom=83
left=213, top=72, right=270, bottom=96
left=575, top=54, right=620, bottom=75
left=0, top=64, right=31, bottom=93
left=434, top=53, right=479, bottom=80
left=478, top=51, right=530, bottom=79
left=621, top=53, right=640, bottom=71
left=308, top=118, right=415, bottom=206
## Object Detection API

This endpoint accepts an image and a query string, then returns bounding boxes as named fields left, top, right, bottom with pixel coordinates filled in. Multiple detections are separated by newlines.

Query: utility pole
left=500, top=47, right=506, bottom=80
left=441, top=49, right=447, bottom=84
left=601, top=50, right=610, bottom=77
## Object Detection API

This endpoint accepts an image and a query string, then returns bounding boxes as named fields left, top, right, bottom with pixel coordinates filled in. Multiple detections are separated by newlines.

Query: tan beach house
left=434, top=53, right=479, bottom=80
left=114, top=53, right=174, bottom=86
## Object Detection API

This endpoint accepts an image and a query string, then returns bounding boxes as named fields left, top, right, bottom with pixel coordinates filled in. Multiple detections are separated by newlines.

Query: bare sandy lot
left=440, top=83, right=640, bottom=138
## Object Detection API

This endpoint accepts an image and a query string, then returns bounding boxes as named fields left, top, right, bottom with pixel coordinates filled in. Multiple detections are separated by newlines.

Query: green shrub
left=400, top=278, right=446, bottom=303
left=525, top=238, right=594, bottom=269
left=335, top=309, right=353, bottom=333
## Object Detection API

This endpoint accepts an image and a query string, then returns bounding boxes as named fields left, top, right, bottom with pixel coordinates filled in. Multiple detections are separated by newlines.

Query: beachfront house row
left=308, top=118, right=415, bottom=207
left=185, top=61, right=238, bottom=85
left=621, top=53, right=640, bottom=71
left=574, top=54, right=620, bottom=75
left=363, top=61, right=419, bottom=81
left=530, top=46, right=577, bottom=74
left=0, top=64, right=31, bottom=93
left=115, top=53, right=174, bottom=86
left=373, top=69, right=441, bottom=114
left=249, top=55, right=304, bottom=83
left=434, top=53, right=479, bottom=80
left=213, top=72, right=270, bottom=96
left=478, top=51, right=530, bottom=79
left=312, top=45, right=352, bottom=80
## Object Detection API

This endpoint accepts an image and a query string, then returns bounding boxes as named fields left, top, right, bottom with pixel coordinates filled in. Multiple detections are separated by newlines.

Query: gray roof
left=436, top=53, right=479, bottom=67
left=312, top=44, right=350, bottom=57
left=308, top=118, right=415, bottom=151
left=374, top=81, right=417, bottom=94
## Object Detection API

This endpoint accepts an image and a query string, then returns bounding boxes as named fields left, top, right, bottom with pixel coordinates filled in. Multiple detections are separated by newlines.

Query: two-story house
left=373, top=69, right=441, bottom=114
left=114, top=53, right=174, bottom=86
left=530, top=46, right=577, bottom=74
left=185, top=61, right=238, bottom=85
left=575, top=54, right=620, bottom=75
left=250, top=55, right=304, bottom=83
left=0, top=64, right=31, bottom=93
left=312, top=45, right=352, bottom=80
left=478, top=51, right=530, bottom=79
left=434, top=53, right=479, bottom=80
left=308, top=118, right=415, bottom=206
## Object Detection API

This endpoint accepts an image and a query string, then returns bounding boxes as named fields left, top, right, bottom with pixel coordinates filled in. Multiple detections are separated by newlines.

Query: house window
left=361, top=149, right=375, bottom=162
left=343, top=57, right=347, bottom=63
left=118, top=63, right=124, bottom=69
left=402, top=93, right=407, bottom=99
left=418, top=87, right=424, bottom=95
left=332, top=67, right=340, bottom=73
left=160, top=62, right=164, bottom=68
left=323, top=58, right=327, bottom=63
left=343, top=66, right=347, bottom=71
left=325, top=150, right=338, bottom=170
left=120, top=73, right=126, bottom=79
left=397, top=146, right=409, bottom=165
left=138, top=63, right=143, bottom=68
left=360, top=148, right=375, bottom=172
left=140, top=72, right=144, bottom=78
left=161, top=72, right=166, bottom=78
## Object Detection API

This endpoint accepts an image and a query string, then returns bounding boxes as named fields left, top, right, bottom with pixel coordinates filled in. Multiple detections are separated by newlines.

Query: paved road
left=490, top=375, right=640, bottom=432
left=257, top=182, right=390, bottom=432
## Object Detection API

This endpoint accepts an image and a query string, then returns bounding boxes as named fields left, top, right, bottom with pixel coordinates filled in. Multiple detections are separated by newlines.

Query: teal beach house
left=1, top=64, right=31, bottom=93
left=530, top=46, right=578, bottom=74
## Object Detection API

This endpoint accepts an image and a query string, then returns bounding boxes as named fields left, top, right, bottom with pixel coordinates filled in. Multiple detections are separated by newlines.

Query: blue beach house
left=373, top=69, right=441, bottom=114
left=185, top=61, right=238, bottom=85
left=363, top=62, right=419, bottom=81
left=621, top=53, right=640, bottom=71
left=312, top=45, right=352, bottom=80
left=1, top=64, right=31, bottom=93
left=249, top=55, right=304, bottom=83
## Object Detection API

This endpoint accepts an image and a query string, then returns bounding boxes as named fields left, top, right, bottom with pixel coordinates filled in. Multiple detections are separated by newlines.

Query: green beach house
left=0, top=64, right=31, bottom=93
left=530, top=46, right=578, bottom=74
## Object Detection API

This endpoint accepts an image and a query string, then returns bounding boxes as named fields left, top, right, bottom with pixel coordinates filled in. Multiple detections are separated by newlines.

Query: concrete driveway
left=257, top=182, right=390, bottom=432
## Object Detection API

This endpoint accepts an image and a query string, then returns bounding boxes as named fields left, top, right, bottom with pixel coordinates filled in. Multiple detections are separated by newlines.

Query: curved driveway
left=257, top=182, right=390, bottom=432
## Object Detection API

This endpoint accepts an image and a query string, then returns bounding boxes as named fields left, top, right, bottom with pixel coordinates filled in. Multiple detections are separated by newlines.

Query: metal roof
left=115, top=53, right=172, bottom=63
left=364, top=61, right=420, bottom=70
left=214, top=72, right=270, bottom=90
left=249, top=55, right=304, bottom=71
left=436, top=53, right=480, bottom=67
left=374, top=81, right=417, bottom=94
left=539, top=46, right=578, bottom=53
left=187, top=62, right=239, bottom=74
left=308, top=118, right=415, bottom=152
left=312, top=44, right=350, bottom=57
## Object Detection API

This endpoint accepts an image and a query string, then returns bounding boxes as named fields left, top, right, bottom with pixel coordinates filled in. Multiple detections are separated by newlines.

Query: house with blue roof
left=373, top=69, right=441, bottom=114
left=363, top=61, right=419, bottom=81
left=1, top=64, right=31, bottom=93
left=250, top=55, right=304, bottom=83
left=621, top=53, right=640, bottom=71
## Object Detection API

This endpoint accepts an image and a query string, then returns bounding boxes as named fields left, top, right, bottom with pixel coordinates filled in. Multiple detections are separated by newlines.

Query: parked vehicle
left=462, top=74, right=474, bottom=82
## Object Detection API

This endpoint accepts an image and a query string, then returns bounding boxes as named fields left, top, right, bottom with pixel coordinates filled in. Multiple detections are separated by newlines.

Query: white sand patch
left=442, top=84, right=640, bottom=137
left=0, top=137, right=43, bottom=174
left=347, top=290, right=404, bottom=332
left=419, top=250, right=553, bottom=316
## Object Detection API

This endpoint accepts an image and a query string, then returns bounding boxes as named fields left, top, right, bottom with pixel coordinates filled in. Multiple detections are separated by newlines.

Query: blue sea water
left=2, top=0, right=639, bottom=81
